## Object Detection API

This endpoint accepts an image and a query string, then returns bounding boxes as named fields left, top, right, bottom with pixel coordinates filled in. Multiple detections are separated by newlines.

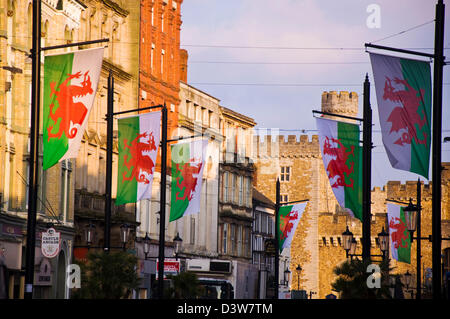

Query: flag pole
left=365, top=0, right=446, bottom=299
left=24, top=0, right=42, bottom=299
left=158, top=103, right=168, bottom=299
left=274, top=178, right=280, bottom=299
left=104, top=71, right=114, bottom=252
left=416, top=178, right=422, bottom=299
left=431, top=0, right=445, bottom=299
left=362, top=74, right=372, bottom=263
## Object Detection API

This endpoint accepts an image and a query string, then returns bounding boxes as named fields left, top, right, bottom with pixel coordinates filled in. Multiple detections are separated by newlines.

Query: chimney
left=180, top=49, right=188, bottom=82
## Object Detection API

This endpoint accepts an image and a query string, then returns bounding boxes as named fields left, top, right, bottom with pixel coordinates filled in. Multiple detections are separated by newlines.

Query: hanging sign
left=41, top=228, right=61, bottom=258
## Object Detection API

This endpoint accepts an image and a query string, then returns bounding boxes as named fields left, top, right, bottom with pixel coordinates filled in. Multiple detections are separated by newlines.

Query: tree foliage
left=72, top=250, right=140, bottom=299
left=331, top=258, right=393, bottom=299
left=165, top=272, right=204, bottom=299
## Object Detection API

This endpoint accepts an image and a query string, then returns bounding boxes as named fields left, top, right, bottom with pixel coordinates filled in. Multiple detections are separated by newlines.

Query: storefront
left=0, top=215, right=26, bottom=299
left=0, top=214, right=74, bottom=299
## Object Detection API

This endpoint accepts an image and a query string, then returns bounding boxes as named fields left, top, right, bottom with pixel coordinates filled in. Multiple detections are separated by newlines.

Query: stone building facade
left=71, top=0, right=140, bottom=268
left=0, top=0, right=96, bottom=299
left=217, top=106, right=258, bottom=299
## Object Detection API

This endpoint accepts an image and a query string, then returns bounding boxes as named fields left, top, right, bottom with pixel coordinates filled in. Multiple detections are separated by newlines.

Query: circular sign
left=41, top=228, right=61, bottom=258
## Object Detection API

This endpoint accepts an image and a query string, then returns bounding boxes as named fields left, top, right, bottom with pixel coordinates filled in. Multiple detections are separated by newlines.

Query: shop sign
left=41, top=228, right=61, bottom=258
left=156, top=259, right=180, bottom=279
left=264, top=239, right=276, bottom=256
left=35, top=258, right=53, bottom=286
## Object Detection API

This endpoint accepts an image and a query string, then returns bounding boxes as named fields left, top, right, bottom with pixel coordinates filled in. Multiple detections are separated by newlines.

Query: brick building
left=139, top=0, right=183, bottom=140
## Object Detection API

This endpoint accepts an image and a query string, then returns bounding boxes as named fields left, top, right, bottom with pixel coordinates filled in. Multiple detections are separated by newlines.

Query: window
left=222, top=223, right=228, bottom=254
left=238, top=176, right=243, bottom=206
left=261, top=215, right=268, bottom=234
left=254, top=212, right=260, bottom=232
left=244, top=227, right=250, bottom=257
left=161, top=49, right=165, bottom=76
left=245, top=177, right=251, bottom=207
left=230, top=224, right=235, bottom=255
left=280, top=166, right=291, bottom=182
left=190, top=216, right=195, bottom=244
left=150, top=43, right=155, bottom=73
left=60, top=160, right=72, bottom=222
left=223, top=172, right=228, bottom=202
left=231, top=174, right=236, bottom=203
left=268, top=217, right=274, bottom=236
left=151, top=7, right=154, bottom=26
left=237, top=225, right=242, bottom=256
left=161, top=9, right=165, bottom=32
left=281, top=194, right=289, bottom=204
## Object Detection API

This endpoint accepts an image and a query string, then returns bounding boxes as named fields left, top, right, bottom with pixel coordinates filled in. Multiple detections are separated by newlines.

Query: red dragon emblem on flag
left=389, top=216, right=409, bottom=249
left=383, top=76, right=428, bottom=146
left=47, top=71, right=93, bottom=141
left=122, top=131, right=157, bottom=184
left=279, top=210, right=298, bottom=242
left=174, top=159, right=203, bottom=201
left=323, top=136, right=355, bottom=189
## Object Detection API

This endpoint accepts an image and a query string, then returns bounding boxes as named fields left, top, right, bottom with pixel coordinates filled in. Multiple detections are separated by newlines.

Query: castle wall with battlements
left=252, top=91, right=450, bottom=299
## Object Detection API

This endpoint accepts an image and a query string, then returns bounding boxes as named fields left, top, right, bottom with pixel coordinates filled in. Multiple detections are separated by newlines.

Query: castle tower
left=252, top=90, right=361, bottom=298
left=321, top=91, right=358, bottom=118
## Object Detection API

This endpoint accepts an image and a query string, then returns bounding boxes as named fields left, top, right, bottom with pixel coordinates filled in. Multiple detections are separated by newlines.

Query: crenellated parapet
left=251, top=134, right=320, bottom=160
left=321, top=91, right=358, bottom=117
left=386, top=180, right=433, bottom=202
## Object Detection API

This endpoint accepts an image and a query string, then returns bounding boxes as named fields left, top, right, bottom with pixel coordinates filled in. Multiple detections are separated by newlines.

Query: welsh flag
left=116, top=112, right=161, bottom=205
left=370, top=53, right=431, bottom=179
left=278, top=202, right=307, bottom=252
left=43, top=48, right=104, bottom=170
left=169, top=139, right=208, bottom=222
left=316, top=117, right=363, bottom=221
left=387, top=204, right=411, bottom=263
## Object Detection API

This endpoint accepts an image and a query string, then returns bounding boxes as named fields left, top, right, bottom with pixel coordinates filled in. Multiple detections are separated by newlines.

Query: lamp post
left=284, top=267, right=291, bottom=287
left=404, top=270, right=415, bottom=299
left=84, top=222, right=96, bottom=248
left=342, top=226, right=353, bottom=258
left=401, top=179, right=423, bottom=299
left=296, top=265, right=302, bottom=291
left=341, top=226, right=388, bottom=260
left=173, top=232, right=183, bottom=261
left=377, top=227, right=389, bottom=259
left=143, top=233, right=151, bottom=260
left=120, top=224, right=130, bottom=251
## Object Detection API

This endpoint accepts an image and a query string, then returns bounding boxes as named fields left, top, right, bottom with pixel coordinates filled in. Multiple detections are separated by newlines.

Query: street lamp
left=342, top=226, right=353, bottom=257
left=143, top=232, right=151, bottom=259
left=173, top=232, right=183, bottom=260
left=378, top=227, right=389, bottom=258
left=341, top=225, right=388, bottom=260
left=84, top=222, right=96, bottom=247
left=283, top=267, right=291, bottom=287
left=296, top=265, right=302, bottom=291
left=120, top=224, right=130, bottom=251
left=403, top=199, right=418, bottom=235
left=404, top=270, right=412, bottom=289
left=349, top=238, right=358, bottom=258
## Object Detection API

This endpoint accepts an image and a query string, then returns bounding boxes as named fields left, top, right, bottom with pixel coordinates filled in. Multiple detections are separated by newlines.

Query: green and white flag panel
left=116, top=112, right=161, bottom=205
left=43, top=47, right=104, bottom=170
left=278, top=202, right=307, bottom=253
left=369, top=53, right=431, bottom=179
left=387, top=204, right=411, bottom=264
left=316, top=117, right=363, bottom=221
left=169, top=139, right=208, bottom=222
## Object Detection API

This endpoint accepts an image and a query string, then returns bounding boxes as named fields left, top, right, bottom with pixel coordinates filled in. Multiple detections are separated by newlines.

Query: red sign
left=156, top=260, right=180, bottom=279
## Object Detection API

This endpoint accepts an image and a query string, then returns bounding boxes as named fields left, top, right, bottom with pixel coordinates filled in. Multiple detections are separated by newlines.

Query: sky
left=179, top=0, right=450, bottom=188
